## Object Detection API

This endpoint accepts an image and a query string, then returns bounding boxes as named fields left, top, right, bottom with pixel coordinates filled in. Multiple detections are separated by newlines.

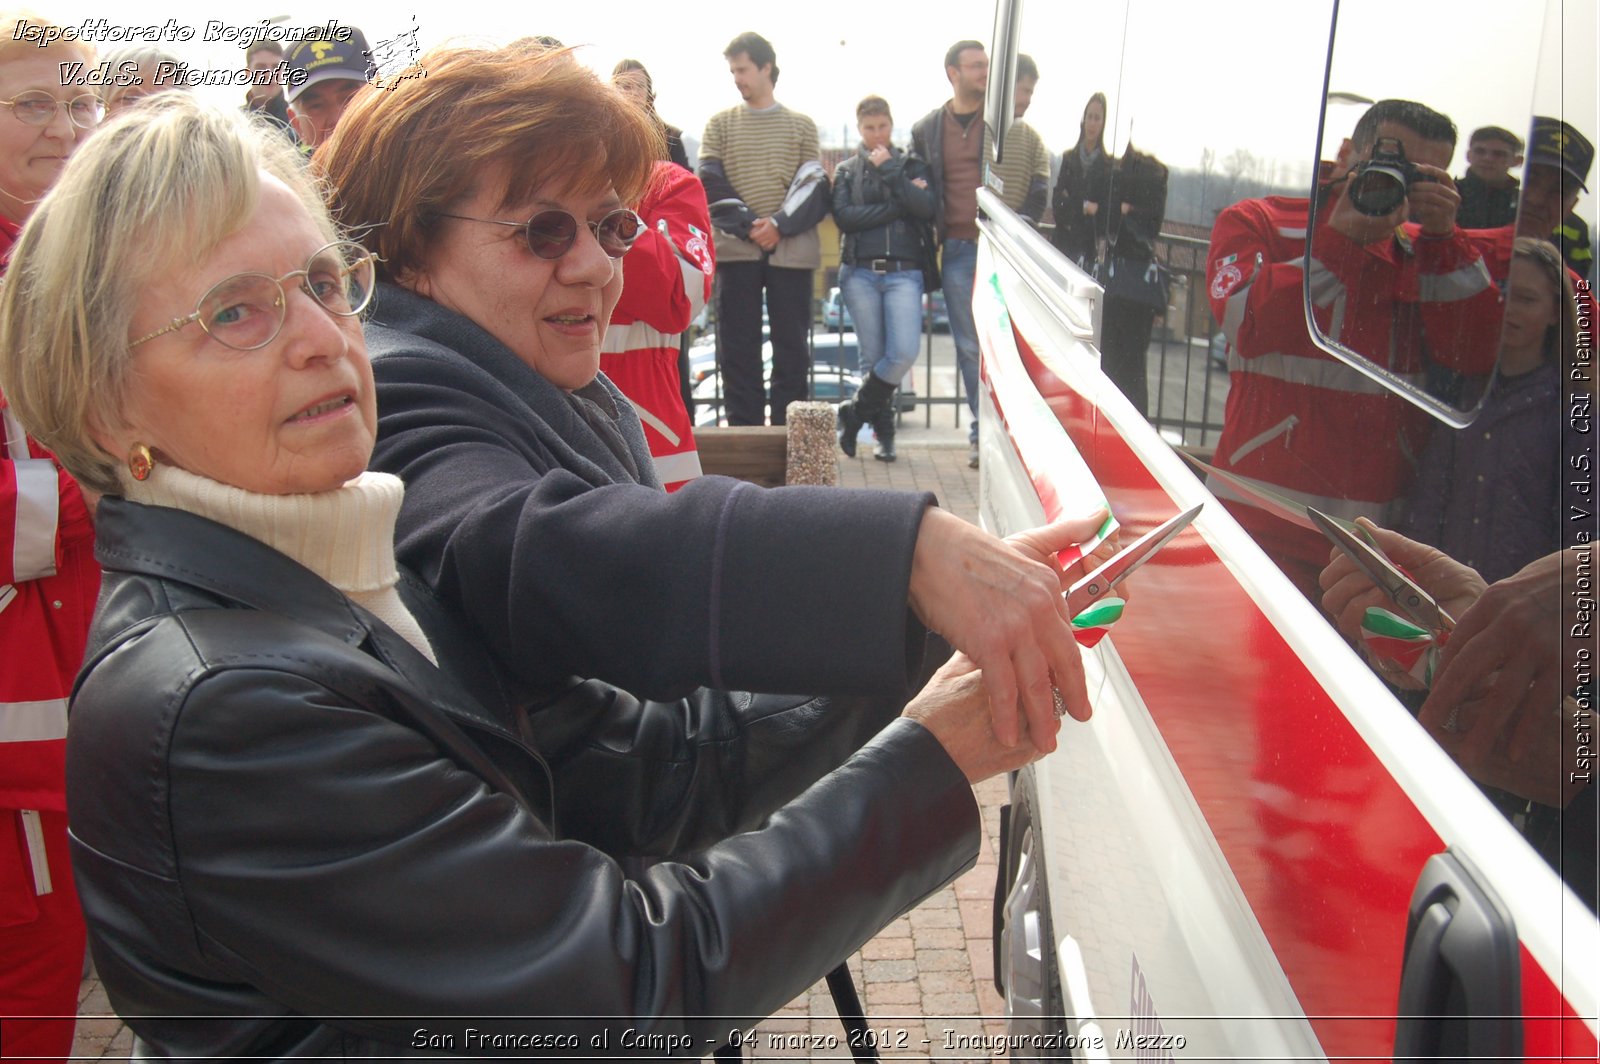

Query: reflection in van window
left=1205, top=99, right=1501, bottom=597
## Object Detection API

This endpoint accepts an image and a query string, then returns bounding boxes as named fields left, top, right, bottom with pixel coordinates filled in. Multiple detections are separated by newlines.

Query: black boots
left=837, top=396, right=864, bottom=457
left=870, top=398, right=897, bottom=463
left=841, top=373, right=898, bottom=462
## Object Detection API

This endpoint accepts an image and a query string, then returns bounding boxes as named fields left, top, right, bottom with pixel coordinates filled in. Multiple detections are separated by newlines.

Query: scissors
left=1048, top=503, right=1202, bottom=719
left=1305, top=507, right=1456, bottom=637
left=1063, top=504, right=1203, bottom=618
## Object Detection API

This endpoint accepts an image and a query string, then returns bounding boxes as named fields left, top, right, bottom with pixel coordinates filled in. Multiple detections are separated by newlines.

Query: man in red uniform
left=601, top=161, right=716, bottom=491
left=0, top=391, right=95, bottom=1060
left=0, top=16, right=102, bottom=1052
left=1205, top=99, right=1501, bottom=593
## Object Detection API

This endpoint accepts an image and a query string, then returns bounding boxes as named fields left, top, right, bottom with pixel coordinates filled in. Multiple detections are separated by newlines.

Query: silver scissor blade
left=1066, top=504, right=1202, bottom=614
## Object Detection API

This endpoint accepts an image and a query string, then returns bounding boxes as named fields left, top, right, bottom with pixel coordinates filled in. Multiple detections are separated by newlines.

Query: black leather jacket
left=832, top=145, right=935, bottom=265
left=68, top=499, right=979, bottom=1059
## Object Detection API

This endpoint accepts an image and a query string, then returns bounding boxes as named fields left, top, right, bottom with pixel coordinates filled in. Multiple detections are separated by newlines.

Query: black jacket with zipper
left=67, top=498, right=979, bottom=1059
left=832, top=145, right=935, bottom=266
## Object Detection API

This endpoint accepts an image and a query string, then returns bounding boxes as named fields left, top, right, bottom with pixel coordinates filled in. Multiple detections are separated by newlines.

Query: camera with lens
left=1346, top=137, right=1434, bottom=217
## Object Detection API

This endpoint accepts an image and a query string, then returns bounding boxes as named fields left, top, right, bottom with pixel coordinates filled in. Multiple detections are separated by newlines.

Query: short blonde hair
left=0, top=8, right=94, bottom=66
left=0, top=93, right=336, bottom=495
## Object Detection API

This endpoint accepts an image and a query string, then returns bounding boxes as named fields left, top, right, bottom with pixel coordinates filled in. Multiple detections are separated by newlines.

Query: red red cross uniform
left=602, top=162, right=716, bottom=493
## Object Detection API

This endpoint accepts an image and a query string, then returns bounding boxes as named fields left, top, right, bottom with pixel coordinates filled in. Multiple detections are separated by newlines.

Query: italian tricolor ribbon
left=1360, top=607, right=1438, bottom=686
left=1071, top=597, right=1126, bottom=648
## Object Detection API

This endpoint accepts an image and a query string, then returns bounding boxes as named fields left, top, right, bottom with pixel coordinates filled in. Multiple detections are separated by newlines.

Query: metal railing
left=688, top=293, right=966, bottom=428
left=1145, top=232, right=1227, bottom=448
left=687, top=229, right=1225, bottom=442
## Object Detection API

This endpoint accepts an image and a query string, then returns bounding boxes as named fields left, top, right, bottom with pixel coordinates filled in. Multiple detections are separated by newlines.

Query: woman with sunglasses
left=0, top=10, right=103, bottom=1060
left=1, top=92, right=1080, bottom=1056
left=325, top=41, right=1099, bottom=759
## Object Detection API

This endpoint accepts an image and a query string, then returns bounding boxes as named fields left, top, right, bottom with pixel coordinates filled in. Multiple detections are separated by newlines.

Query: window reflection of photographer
left=1204, top=100, right=1501, bottom=596
left=1321, top=531, right=1596, bottom=912
left=1098, top=143, right=1168, bottom=415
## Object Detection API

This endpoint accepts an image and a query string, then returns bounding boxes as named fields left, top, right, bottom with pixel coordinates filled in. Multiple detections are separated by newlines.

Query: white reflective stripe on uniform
left=1305, top=256, right=1351, bottom=340
left=1225, top=349, right=1426, bottom=395
left=628, top=398, right=681, bottom=448
left=679, top=256, right=708, bottom=319
left=0, top=584, right=15, bottom=616
left=1205, top=470, right=1388, bottom=525
left=11, top=459, right=59, bottom=581
left=18, top=809, right=51, bottom=895
left=4, top=404, right=60, bottom=582
left=0, top=698, right=69, bottom=742
left=1417, top=258, right=1492, bottom=302
left=1305, top=256, right=1344, bottom=307
left=1, top=404, right=25, bottom=454
left=652, top=449, right=703, bottom=485
left=600, top=320, right=673, bottom=356
left=1220, top=276, right=1258, bottom=343
left=1276, top=226, right=1308, bottom=239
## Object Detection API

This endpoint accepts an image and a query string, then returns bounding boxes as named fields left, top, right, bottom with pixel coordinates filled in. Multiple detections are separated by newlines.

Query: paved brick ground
left=69, top=432, right=1014, bottom=1061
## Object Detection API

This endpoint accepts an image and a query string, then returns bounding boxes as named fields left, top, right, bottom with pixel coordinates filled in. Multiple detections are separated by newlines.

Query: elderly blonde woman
left=0, top=91, right=1070, bottom=1059
left=0, top=8, right=101, bottom=1059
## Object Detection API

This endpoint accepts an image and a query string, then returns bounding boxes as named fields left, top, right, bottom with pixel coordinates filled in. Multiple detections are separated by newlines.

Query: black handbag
left=1101, top=255, right=1170, bottom=311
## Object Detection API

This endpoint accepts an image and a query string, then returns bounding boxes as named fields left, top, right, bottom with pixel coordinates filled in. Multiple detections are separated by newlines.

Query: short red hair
left=316, top=42, right=660, bottom=284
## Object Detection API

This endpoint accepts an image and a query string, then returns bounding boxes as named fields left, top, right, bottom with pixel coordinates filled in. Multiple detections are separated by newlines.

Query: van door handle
left=1393, top=849, right=1522, bottom=1063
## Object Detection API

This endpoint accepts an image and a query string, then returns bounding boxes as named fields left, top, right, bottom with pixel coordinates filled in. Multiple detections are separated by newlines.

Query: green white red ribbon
left=1360, top=607, right=1437, bottom=686
left=1055, top=510, right=1120, bottom=571
left=1071, top=597, right=1126, bottom=648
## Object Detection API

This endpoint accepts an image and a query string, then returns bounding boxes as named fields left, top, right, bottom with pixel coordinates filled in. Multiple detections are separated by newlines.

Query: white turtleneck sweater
left=118, top=465, right=436, bottom=664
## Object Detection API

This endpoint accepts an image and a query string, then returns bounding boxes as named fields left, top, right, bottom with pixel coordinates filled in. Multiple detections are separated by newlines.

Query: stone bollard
left=784, top=401, right=838, bottom=487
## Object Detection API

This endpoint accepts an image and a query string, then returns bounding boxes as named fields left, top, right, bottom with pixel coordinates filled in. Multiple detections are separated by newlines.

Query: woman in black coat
left=1099, top=142, right=1171, bottom=415
left=1050, top=92, right=1111, bottom=270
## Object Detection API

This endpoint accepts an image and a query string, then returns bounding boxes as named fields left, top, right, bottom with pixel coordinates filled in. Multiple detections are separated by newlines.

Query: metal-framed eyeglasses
left=436, top=207, right=645, bottom=259
left=128, top=242, right=377, bottom=351
left=0, top=90, right=104, bottom=129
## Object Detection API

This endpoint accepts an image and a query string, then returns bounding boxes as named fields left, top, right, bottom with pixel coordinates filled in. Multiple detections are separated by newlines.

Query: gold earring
left=127, top=444, right=154, bottom=481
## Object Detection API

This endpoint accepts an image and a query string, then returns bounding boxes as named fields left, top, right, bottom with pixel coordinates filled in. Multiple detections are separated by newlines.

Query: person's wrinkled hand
left=1406, top=164, right=1460, bottom=237
left=907, top=507, right=1110, bottom=753
left=1421, top=549, right=1567, bottom=772
left=910, top=177, right=929, bottom=190
left=1082, top=201, right=1099, bottom=217
left=902, top=651, right=1043, bottom=783
left=1460, top=702, right=1589, bottom=809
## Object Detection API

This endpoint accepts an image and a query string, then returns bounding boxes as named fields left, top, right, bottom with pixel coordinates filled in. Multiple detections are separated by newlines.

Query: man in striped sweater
left=698, top=32, right=829, bottom=426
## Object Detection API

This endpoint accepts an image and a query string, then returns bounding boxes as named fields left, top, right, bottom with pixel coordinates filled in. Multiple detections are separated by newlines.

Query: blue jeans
left=837, top=264, right=924, bottom=387
left=941, top=238, right=980, bottom=442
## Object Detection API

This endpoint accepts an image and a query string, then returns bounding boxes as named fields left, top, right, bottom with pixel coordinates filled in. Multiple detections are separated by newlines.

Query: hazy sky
left=43, top=0, right=1598, bottom=225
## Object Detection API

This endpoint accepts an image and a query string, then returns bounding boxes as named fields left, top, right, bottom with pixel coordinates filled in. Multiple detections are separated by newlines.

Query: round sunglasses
left=437, top=207, right=645, bottom=259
